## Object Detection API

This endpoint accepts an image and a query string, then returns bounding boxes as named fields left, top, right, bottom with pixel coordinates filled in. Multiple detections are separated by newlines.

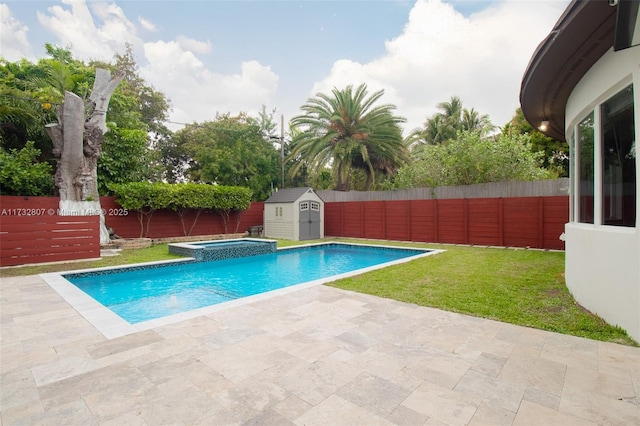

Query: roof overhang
left=520, top=0, right=621, bottom=141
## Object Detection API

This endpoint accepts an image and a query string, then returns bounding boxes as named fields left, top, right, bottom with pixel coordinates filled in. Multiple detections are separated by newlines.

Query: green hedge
left=109, top=182, right=252, bottom=236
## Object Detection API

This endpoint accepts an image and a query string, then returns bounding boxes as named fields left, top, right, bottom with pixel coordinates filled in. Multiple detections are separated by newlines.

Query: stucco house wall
left=520, top=0, right=640, bottom=342
left=564, top=45, right=640, bottom=342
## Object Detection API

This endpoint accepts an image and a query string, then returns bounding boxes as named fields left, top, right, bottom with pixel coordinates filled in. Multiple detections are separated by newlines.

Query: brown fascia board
left=520, top=0, right=616, bottom=142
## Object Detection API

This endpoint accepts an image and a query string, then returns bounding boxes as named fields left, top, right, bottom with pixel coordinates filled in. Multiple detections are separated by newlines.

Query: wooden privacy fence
left=0, top=196, right=266, bottom=241
left=0, top=194, right=568, bottom=267
left=0, top=215, right=100, bottom=266
left=324, top=197, right=568, bottom=250
left=100, top=198, right=265, bottom=239
left=317, top=178, right=570, bottom=201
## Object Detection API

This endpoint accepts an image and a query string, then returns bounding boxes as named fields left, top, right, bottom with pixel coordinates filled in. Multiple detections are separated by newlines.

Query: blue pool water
left=64, top=243, right=430, bottom=324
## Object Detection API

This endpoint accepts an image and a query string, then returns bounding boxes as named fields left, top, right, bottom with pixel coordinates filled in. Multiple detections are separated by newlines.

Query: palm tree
left=461, top=108, right=495, bottom=138
left=437, top=96, right=463, bottom=126
left=418, top=96, right=462, bottom=145
left=417, top=96, right=495, bottom=145
left=289, top=84, right=407, bottom=191
left=420, top=114, right=452, bottom=145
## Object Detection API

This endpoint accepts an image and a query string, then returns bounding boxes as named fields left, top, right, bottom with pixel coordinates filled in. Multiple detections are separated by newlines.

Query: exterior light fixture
left=539, top=120, right=549, bottom=131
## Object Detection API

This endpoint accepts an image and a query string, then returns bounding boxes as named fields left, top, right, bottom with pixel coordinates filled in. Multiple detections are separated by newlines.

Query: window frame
left=570, top=82, right=636, bottom=228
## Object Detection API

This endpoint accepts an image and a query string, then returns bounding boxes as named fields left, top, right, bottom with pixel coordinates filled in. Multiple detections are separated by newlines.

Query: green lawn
left=1, top=238, right=636, bottom=346
left=0, top=244, right=183, bottom=277
left=277, top=238, right=636, bottom=346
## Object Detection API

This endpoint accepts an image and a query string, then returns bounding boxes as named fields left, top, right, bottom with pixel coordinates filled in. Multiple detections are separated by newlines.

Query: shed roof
left=264, top=187, right=321, bottom=203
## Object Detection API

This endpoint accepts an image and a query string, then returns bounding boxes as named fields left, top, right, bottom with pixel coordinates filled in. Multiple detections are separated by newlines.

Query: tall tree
left=461, top=107, right=494, bottom=136
left=0, top=53, right=72, bottom=160
left=289, top=84, right=407, bottom=191
left=438, top=96, right=464, bottom=126
left=256, top=105, right=278, bottom=138
left=174, top=113, right=281, bottom=201
left=0, top=46, right=170, bottom=195
left=414, top=96, right=495, bottom=145
left=393, top=130, right=554, bottom=189
left=108, top=43, right=171, bottom=138
left=92, top=44, right=172, bottom=186
left=504, top=108, right=569, bottom=176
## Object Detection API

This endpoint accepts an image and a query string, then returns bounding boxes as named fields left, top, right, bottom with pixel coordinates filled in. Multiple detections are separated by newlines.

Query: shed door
left=299, top=201, right=321, bottom=240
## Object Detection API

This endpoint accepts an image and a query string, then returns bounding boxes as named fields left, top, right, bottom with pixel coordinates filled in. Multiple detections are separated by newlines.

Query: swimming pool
left=41, top=242, right=440, bottom=338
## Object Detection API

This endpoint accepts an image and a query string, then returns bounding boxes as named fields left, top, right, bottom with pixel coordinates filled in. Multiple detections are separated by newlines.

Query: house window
left=275, top=206, right=283, bottom=217
left=310, top=202, right=320, bottom=212
left=300, top=202, right=309, bottom=211
left=601, top=85, right=635, bottom=227
left=577, top=113, right=595, bottom=224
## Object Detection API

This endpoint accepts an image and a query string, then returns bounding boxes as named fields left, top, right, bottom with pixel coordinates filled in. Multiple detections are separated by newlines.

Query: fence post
left=538, top=197, right=545, bottom=248
left=498, top=198, right=504, bottom=246
left=408, top=200, right=414, bottom=241
left=403, top=201, right=408, bottom=241
left=463, top=198, right=469, bottom=244
left=360, top=202, right=364, bottom=238
left=383, top=201, right=387, bottom=240
left=434, top=200, right=439, bottom=243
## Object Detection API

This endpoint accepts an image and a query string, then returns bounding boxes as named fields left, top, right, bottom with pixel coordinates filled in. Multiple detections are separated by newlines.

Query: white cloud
left=138, top=16, right=157, bottom=32
left=2, top=0, right=568, bottom=136
left=176, top=35, right=212, bottom=55
left=140, top=41, right=278, bottom=129
left=0, top=4, right=33, bottom=61
left=36, top=0, right=140, bottom=61
left=28, top=0, right=275, bottom=128
left=312, top=0, right=568, bottom=132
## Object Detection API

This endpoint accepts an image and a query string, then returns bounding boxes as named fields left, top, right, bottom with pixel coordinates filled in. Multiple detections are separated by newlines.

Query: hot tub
left=168, top=238, right=277, bottom=261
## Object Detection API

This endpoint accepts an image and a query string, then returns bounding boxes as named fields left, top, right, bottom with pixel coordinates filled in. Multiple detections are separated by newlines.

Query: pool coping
left=40, top=242, right=443, bottom=339
left=167, top=237, right=276, bottom=250
left=168, top=237, right=277, bottom=261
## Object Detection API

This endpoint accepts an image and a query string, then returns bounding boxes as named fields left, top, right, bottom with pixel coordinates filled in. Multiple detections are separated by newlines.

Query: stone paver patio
left=1, top=274, right=639, bottom=425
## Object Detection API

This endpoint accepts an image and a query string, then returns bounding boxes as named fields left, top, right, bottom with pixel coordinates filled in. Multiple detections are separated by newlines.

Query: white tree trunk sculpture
left=45, top=68, right=124, bottom=244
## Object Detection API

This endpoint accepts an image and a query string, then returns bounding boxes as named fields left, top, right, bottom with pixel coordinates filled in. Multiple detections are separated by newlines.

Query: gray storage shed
left=263, top=187, right=324, bottom=241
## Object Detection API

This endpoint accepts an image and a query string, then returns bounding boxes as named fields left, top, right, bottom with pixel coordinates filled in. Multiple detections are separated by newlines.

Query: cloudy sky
left=1, top=0, right=569, bottom=134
